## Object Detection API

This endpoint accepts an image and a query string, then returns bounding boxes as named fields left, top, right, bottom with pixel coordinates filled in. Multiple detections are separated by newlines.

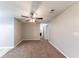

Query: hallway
left=2, top=40, right=65, bottom=58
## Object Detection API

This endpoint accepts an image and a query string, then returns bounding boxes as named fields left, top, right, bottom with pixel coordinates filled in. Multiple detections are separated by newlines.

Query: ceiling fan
left=21, top=11, right=43, bottom=23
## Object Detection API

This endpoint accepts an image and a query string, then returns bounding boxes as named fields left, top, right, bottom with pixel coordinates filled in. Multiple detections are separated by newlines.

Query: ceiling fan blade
left=25, top=18, right=31, bottom=21
left=36, top=18, right=43, bottom=20
left=21, top=15, right=29, bottom=18
left=26, top=20, right=30, bottom=21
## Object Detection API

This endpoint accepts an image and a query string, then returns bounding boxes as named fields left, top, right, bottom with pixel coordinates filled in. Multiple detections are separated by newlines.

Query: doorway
left=40, top=23, right=48, bottom=40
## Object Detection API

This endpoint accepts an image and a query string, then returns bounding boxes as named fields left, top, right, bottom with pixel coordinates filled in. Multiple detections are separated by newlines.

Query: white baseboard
left=14, top=40, right=23, bottom=47
left=48, top=40, right=69, bottom=58
left=23, top=39, right=40, bottom=40
left=15, top=39, right=40, bottom=47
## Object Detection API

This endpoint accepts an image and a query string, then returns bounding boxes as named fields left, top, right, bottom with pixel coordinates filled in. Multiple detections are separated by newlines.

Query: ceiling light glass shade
left=33, top=13, right=36, bottom=18
left=32, top=19, right=35, bottom=23
left=29, top=19, right=32, bottom=22
left=29, top=19, right=35, bottom=23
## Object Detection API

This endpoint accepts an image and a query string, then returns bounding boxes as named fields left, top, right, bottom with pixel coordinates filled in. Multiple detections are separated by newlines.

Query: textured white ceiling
left=0, top=1, right=77, bottom=22
left=35, top=1, right=76, bottom=22
left=0, top=1, right=32, bottom=18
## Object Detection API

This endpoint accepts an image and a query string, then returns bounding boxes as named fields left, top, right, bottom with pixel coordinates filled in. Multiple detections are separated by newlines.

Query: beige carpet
left=2, top=40, right=65, bottom=58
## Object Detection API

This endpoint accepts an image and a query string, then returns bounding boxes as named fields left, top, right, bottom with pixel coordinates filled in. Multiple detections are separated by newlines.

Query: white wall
left=14, top=19, right=22, bottom=47
left=43, top=24, right=48, bottom=39
left=48, top=3, right=79, bottom=58
left=0, top=17, right=14, bottom=47
left=23, top=23, right=40, bottom=40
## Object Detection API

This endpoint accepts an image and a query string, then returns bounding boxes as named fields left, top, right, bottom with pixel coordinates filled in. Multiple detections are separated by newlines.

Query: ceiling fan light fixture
left=32, top=19, right=35, bottom=23
left=29, top=19, right=35, bottom=23
left=29, top=19, right=32, bottom=22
